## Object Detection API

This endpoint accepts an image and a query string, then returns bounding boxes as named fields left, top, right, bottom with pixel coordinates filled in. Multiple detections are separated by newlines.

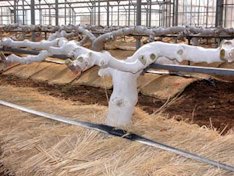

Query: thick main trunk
left=103, top=69, right=139, bottom=126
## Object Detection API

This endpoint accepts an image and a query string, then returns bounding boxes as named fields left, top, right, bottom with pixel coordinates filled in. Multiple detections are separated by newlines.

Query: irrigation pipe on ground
left=0, top=99, right=234, bottom=173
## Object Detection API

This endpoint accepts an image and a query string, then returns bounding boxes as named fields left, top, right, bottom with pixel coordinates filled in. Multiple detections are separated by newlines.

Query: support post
left=173, top=0, right=178, bottom=26
left=206, top=0, right=209, bottom=27
left=215, top=0, right=224, bottom=27
left=39, top=0, right=42, bottom=24
left=98, top=0, right=100, bottom=26
left=69, top=7, right=71, bottom=24
left=107, top=1, right=110, bottom=26
left=117, top=1, right=120, bottom=26
left=71, top=10, right=73, bottom=24
left=49, top=5, right=51, bottom=25
left=111, top=6, right=113, bottom=25
left=136, top=0, right=141, bottom=26
left=22, top=0, right=25, bottom=24
left=13, top=0, right=17, bottom=23
left=31, top=0, right=35, bottom=41
left=0, top=8, right=1, bottom=24
left=55, top=0, right=59, bottom=25
left=146, top=1, right=149, bottom=26
left=65, top=3, right=66, bottom=25
left=166, top=0, right=171, bottom=27
left=136, top=0, right=141, bottom=49
left=134, top=5, right=136, bottom=25
left=94, top=2, right=96, bottom=25
left=89, top=7, right=93, bottom=25
left=128, top=0, right=131, bottom=26
left=149, top=0, right=152, bottom=27
left=16, top=0, right=18, bottom=23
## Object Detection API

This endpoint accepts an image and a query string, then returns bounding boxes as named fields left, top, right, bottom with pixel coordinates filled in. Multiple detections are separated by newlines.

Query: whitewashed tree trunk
left=102, top=69, right=139, bottom=126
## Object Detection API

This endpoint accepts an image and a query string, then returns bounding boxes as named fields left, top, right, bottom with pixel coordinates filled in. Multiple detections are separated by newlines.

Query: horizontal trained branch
left=0, top=25, right=234, bottom=126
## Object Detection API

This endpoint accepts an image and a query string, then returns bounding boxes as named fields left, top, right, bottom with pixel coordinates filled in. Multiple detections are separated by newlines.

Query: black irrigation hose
left=0, top=99, right=234, bottom=173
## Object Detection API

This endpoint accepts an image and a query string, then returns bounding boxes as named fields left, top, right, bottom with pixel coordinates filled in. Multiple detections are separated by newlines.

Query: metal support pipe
left=89, top=7, right=93, bottom=25
left=111, top=6, right=113, bottom=25
left=149, top=63, right=234, bottom=77
left=0, top=8, right=1, bottom=25
left=149, top=0, right=152, bottom=27
left=73, top=12, right=76, bottom=25
left=223, top=0, right=228, bottom=27
left=117, top=1, right=120, bottom=26
left=134, top=5, right=136, bottom=25
left=128, top=0, right=131, bottom=26
left=189, top=0, right=192, bottom=25
left=31, top=0, right=35, bottom=41
left=206, top=0, right=209, bottom=27
left=31, top=0, right=35, bottom=25
left=71, top=10, right=73, bottom=24
left=0, top=8, right=2, bottom=25
left=1, top=1, right=170, bottom=9
left=136, top=0, right=141, bottom=49
left=16, top=0, right=18, bottom=23
left=69, top=7, right=71, bottom=24
left=13, top=0, right=17, bottom=23
left=197, top=0, right=201, bottom=26
left=22, top=0, right=25, bottom=24
left=72, top=10, right=74, bottom=25
left=55, top=0, right=59, bottom=25
left=89, top=9, right=92, bottom=25
left=215, top=0, right=224, bottom=27
left=11, top=0, right=168, bottom=7
left=98, top=0, right=101, bottom=26
left=166, top=0, right=171, bottom=27
left=65, top=3, right=67, bottom=25
left=107, top=1, right=110, bottom=26
left=173, top=0, right=178, bottom=26
left=39, top=0, right=42, bottom=24
left=49, top=5, right=51, bottom=25
left=146, top=1, right=149, bottom=26
left=94, top=2, right=96, bottom=25
left=136, top=0, right=141, bottom=26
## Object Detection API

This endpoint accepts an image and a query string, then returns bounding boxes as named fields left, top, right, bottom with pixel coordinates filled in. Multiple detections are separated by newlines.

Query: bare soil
left=0, top=75, right=233, bottom=134
left=166, top=80, right=234, bottom=134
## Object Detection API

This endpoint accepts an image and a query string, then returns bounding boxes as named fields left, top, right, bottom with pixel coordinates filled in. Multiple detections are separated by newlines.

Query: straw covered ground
left=0, top=84, right=234, bottom=176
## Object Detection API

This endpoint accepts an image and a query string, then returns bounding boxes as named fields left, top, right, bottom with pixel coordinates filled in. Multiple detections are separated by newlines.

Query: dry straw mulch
left=0, top=84, right=233, bottom=176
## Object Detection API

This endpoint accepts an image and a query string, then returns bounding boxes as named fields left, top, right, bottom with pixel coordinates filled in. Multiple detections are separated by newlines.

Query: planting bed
left=0, top=82, right=233, bottom=176
left=0, top=74, right=233, bottom=134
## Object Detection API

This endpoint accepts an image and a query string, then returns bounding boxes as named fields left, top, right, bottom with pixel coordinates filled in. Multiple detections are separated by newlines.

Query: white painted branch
left=75, top=26, right=96, bottom=43
left=0, top=36, right=74, bottom=64
left=1, top=28, right=234, bottom=127
left=2, top=24, right=234, bottom=38
left=47, top=30, right=76, bottom=41
left=71, top=41, right=234, bottom=75
left=5, top=37, right=231, bottom=70
left=6, top=50, right=50, bottom=64
left=1, top=37, right=60, bottom=50
left=92, top=26, right=154, bottom=51
left=47, top=27, right=96, bottom=46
